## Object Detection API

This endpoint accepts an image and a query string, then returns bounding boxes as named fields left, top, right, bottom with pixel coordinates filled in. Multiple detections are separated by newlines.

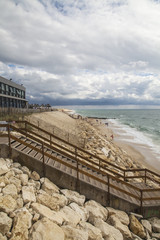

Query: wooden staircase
left=0, top=120, right=160, bottom=213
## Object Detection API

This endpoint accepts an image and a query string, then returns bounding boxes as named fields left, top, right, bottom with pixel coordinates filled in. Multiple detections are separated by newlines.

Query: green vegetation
left=0, top=112, right=32, bottom=122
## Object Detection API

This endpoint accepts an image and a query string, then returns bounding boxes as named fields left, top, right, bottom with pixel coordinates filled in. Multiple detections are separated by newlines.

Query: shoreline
left=106, top=120, right=160, bottom=175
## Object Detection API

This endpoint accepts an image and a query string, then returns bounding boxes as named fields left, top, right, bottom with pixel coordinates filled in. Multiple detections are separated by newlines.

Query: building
left=0, top=76, right=27, bottom=108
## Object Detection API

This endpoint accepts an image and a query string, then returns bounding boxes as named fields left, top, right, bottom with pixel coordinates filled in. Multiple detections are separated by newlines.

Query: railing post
left=107, top=175, right=110, bottom=206
left=124, top=170, right=126, bottom=181
left=144, top=169, right=147, bottom=184
left=50, top=135, right=52, bottom=146
left=42, top=143, right=45, bottom=177
left=99, top=159, right=101, bottom=170
left=25, top=121, right=27, bottom=134
left=8, top=124, right=12, bottom=158
left=140, top=190, right=143, bottom=214
left=75, top=148, right=79, bottom=180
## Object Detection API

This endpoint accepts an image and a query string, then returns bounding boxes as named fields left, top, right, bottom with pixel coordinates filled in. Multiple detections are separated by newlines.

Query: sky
left=0, top=0, right=160, bottom=107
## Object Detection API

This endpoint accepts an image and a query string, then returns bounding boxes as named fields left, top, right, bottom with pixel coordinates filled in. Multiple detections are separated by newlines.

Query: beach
left=24, top=109, right=160, bottom=175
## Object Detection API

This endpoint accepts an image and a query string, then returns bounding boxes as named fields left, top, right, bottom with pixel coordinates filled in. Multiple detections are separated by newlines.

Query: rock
left=0, top=233, right=7, bottom=240
left=10, top=208, right=32, bottom=240
left=131, top=233, right=143, bottom=239
left=69, top=202, right=89, bottom=222
left=22, top=186, right=36, bottom=203
left=19, top=174, right=28, bottom=186
left=84, top=200, right=108, bottom=224
left=61, top=189, right=85, bottom=206
left=62, top=225, right=88, bottom=240
left=30, top=171, right=40, bottom=181
left=21, top=166, right=31, bottom=176
left=108, top=214, right=132, bottom=239
left=33, top=213, right=40, bottom=222
left=60, top=206, right=81, bottom=226
left=94, top=218, right=123, bottom=240
left=16, top=197, right=24, bottom=209
left=0, top=212, right=12, bottom=235
left=5, top=170, right=15, bottom=179
left=36, top=192, right=68, bottom=211
left=31, top=203, right=63, bottom=225
left=41, top=178, right=59, bottom=194
left=0, top=195, right=17, bottom=213
left=141, top=219, right=152, bottom=236
left=2, top=183, right=18, bottom=199
left=79, top=221, right=103, bottom=240
left=0, top=158, right=9, bottom=176
left=12, top=162, right=21, bottom=168
left=148, top=217, right=160, bottom=233
left=8, top=176, right=21, bottom=193
left=11, top=167, right=23, bottom=175
left=107, top=207, right=129, bottom=225
left=129, top=214, right=146, bottom=239
left=28, top=179, right=40, bottom=190
left=152, top=232, right=160, bottom=239
left=30, top=218, right=64, bottom=240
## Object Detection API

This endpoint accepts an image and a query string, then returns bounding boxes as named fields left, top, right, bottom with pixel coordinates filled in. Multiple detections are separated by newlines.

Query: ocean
left=72, top=108, right=160, bottom=161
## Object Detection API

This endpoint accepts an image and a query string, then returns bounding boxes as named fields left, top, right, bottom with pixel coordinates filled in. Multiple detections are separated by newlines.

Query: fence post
left=107, top=175, right=110, bottom=205
left=75, top=148, right=79, bottom=180
left=124, top=170, right=126, bottom=181
left=42, top=143, right=45, bottom=177
left=99, top=159, right=101, bottom=170
left=140, top=190, right=143, bottom=214
left=144, top=169, right=147, bottom=184
left=50, top=135, right=52, bottom=146
left=8, top=124, right=12, bottom=158
left=25, top=121, right=27, bottom=134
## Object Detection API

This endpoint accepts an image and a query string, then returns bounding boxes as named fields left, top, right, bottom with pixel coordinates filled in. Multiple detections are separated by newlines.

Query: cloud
left=0, top=0, right=160, bottom=106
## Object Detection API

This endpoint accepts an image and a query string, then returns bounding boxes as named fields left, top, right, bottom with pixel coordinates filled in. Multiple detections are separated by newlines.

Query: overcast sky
left=0, top=0, right=160, bottom=107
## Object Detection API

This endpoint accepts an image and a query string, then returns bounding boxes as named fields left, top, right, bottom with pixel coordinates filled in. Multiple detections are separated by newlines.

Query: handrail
left=7, top=120, right=160, bottom=184
left=8, top=131, right=141, bottom=203
left=1, top=122, right=160, bottom=209
left=1, top=122, right=160, bottom=184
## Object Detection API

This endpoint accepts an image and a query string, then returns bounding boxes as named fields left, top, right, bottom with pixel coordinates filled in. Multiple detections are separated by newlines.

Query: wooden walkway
left=0, top=121, right=160, bottom=210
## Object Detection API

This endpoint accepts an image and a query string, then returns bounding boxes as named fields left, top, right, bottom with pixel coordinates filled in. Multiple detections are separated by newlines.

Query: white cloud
left=0, top=0, right=160, bottom=105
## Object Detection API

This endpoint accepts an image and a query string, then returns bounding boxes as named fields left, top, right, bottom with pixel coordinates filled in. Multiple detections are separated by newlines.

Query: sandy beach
left=26, top=110, right=160, bottom=175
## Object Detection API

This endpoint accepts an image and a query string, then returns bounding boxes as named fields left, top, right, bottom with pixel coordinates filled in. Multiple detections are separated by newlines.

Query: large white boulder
left=61, top=189, right=85, bottom=206
left=30, top=218, right=64, bottom=240
left=10, top=208, right=32, bottom=240
left=93, top=218, right=123, bottom=240
left=41, top=178, right=59, bottom=194
left=148, top=217, right=160, bottom=233
left=36, top=191, right=68, bottom=211
left=0, top=195, right=17, bottom=213
left=107, top=207, right=129, bottom=226
left=84, top=200, right=108, bottom=224
left=31, top=202, right=63, bottom=225
left=2, top=183, right=18, bottom=199
left=62, top=225, right=88, bottom=240
left=107, top=214, right=132, bottom=239
left=60, top=206, right=81, bottom=226
left=79, top=221, right=103, bottom=240
left=69, top=202, right=89, bottom=222
left=0, top=212, right=12, bottom=235
left=22, top=186, right=36, bottom=203
left=0, top=158, right=10, bottom=176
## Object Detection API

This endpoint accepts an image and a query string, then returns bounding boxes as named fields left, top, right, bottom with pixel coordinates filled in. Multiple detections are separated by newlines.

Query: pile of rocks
left=0, top=157, right=160, bottom=240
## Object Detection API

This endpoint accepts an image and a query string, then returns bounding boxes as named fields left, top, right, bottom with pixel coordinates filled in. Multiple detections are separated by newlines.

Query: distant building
left=0, top=76, right=28, bottom=108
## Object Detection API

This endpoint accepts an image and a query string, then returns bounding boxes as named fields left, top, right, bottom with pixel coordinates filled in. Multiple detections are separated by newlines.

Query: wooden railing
left=0, top=122, right=160, bottom=210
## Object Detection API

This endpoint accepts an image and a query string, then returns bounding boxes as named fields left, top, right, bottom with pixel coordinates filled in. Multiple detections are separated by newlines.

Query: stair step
left=11, top=141, right=21, bottom=148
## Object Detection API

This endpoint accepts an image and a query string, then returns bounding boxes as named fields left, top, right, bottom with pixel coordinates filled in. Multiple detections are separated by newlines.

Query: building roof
left=0, top=76, right=26, bottom=91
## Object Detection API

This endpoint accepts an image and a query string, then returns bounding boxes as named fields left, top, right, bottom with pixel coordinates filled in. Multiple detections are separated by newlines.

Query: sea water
left=73, top=108, right=160, bottom=161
